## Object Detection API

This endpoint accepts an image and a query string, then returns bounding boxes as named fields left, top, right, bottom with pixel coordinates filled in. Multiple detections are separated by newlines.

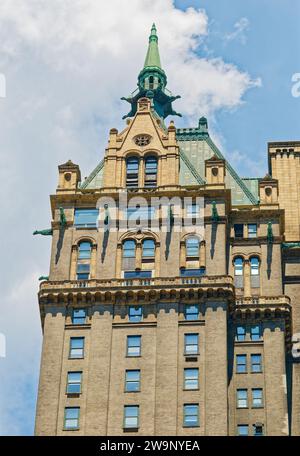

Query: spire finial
left=143, top=23, right=161, bottom=69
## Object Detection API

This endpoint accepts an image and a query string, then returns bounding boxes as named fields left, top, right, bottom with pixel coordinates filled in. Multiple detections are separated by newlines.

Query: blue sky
left=0, top=0, right=299, bottom=436
left=175, top=0, right=300, bottom=174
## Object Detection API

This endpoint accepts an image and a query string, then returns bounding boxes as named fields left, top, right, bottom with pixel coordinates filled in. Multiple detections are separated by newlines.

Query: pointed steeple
left=143, top=23, right=162, bottom=70
left=121, top=24, right=181, bottom=120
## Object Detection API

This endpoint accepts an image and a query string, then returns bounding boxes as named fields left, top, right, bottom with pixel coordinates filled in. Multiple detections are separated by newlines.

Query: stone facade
left=34, top=26, right=300, bottom=437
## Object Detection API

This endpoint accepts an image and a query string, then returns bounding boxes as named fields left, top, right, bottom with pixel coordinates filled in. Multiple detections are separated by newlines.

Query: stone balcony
left=39, top=275, right=235, bottom=304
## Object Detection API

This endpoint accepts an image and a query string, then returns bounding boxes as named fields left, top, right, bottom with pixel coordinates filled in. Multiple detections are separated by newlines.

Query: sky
left=0, top=0, right=299, bottom=436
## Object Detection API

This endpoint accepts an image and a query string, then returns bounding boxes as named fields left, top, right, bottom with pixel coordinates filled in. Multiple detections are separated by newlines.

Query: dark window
left=234, top=224, right=244, bottom=238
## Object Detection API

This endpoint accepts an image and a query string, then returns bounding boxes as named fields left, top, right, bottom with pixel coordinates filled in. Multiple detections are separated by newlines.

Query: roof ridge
left=80, top=159, right=105, bottom=189
left=179, top=148, right=206, bottom=185
left=205, top=137, right=258, bottom=205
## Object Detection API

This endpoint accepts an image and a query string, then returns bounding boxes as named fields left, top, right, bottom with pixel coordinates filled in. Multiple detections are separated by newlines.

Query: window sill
left=63, top=428, right=80, bottom=431
left=66, top=392, right=81, bottom=397
left=183, top=425, right=200, bottom=428
left=124, top=390, right=141, bottom=393
left=183, top=388, right=200, bottom=392
left=68, top=357, right=84, bottom=360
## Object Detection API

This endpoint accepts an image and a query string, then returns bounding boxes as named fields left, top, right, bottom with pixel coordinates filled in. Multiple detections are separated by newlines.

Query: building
left=34, top=24, right=300, bottom=436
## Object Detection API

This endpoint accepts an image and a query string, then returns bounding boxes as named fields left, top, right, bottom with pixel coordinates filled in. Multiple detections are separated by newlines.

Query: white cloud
left=224, top=17, right=250, bottom=45
left=0, top=0, right=261, bottom=435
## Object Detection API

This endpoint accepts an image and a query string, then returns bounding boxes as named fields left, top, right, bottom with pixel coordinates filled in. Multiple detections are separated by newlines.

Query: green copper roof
left=143, top=23, right=162, bottom=70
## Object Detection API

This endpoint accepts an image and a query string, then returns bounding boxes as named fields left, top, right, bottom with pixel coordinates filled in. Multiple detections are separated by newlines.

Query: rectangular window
left=184, top=368, right=199, bottom=390
left=251, top=354, right=262, bottom=373
left=234, top=224, right=244, bottom=238
left=64, top=407, right=80, bottom=430
left=250, top=325, right=261, bottom=341
left=237, top=424, right=249, bottom=436
left=78, top=241, right=92, bottom=259
left=69, top=337, right=84, bottom=359
left=237, top=389, right=248, bottom=408
left=187, top=204, right=199, bottom=217
left=66, top=372, right=82, bottom=394
left=253, top=424, right=264, bottom=436
left=183, top=404, right=199, bottom=427
left=248, top=223, right=257, bottom=238
left=74, top=208, right=98, bottom=228
left=236, top=326, right=246, bottom=342
left=124, top=270, right=152, bottom=279
left=180, top=268, right=205, bottom=277
left=127, top=206, right=155, bottom=221
left=185, top=304, right=199, bottom=321
left=76, top=263, right=90, bottom=280
left=72, top=309, right=86, bottom=325
left=124, top=405, right=139, bottom=429
left=129, top=306, right=143, bottom=323
left=125, top=370, right=140, bottom=392
left=184, top=334, right=199, bottom=355
left=236, top=354, right=247, bottom=373
left=127, top=335, right=141, bottom=357
left=252, top=388, right=263, bottom=408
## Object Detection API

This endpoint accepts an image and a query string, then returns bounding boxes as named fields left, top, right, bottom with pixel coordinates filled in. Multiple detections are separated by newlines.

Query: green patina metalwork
left=59, top=207, right=67, bottom=228
left=212, top=201, right=219, bottom=223
left=33, top=229, right=53, bottom=236
left=122, top=24, right=181, bottom=120
left=104, top=204, right=110, bottom=230
left=38, top=276, right=49, bottom=281
left=282, top=242, right=300, bottom=249
left=168, top=205, right=175, bottom=227
left=267, top=221, right=274, bottom=244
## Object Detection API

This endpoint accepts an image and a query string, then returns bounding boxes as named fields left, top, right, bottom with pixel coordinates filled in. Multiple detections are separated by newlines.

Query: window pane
left=236, top=326, right=246, bottom=341
left=184, top=369, right=199, bottom=389
left=251, top=354, right=262, bottom=372
left=126, top=370, right=140, bottom=392
left=123, top=240, right=136, bottom=258
left=70, top=338, right=84, bottom=358
left=184, top=404, right=199, bottom=427
left=129, top=306, right=143, bottom=322
left=186, top=237, right=199, bottom=256
left=67, top=372, right=82, bottom=394
left=238, top=425, right=248, bottom=436
left=236, top=354, right=247, bottom=373
left=78, top=241, right=92, bottom=259
left=234, top=224, right=244, bottom=238
left=180, top=268, right=205, bottom=277
left=124, top=406, right=139, bottom=428
left=64, top=407, right=79, bottom=429
left=251, top=325, right=261, bottom=341
left=72, top=309, right=86, bottom=324
left=127, top=336, right=141, bottom=356
left=234, top=258, right=243, bottom=275
left=248, top=224, right=257, bottom=238
left=252, top=389, right=263, bottom=407
left=74, top=209, right=98, bottom=227
left=124, top=270, right=152, bottom=279
left=142, top=239, right=155, bottom=258
left=237, top=389, right=248, bottom=408
left=185, top=304, right=199, bottom=320
left=185, top=334, right=199, bottom=354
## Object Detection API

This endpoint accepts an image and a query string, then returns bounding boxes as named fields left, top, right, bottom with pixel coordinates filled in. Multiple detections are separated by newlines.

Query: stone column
left=69, top=245, right=77, bottom=280
left=264, top=324, right=289, bottom=436
left=136, top=242, right=142, bottom=269
left=204, top=301, right=228, bottom=435
left=200, top=241, right=206, bottom=268
left=115, top=244, right=122, bottom=278
left=180, top=241, right=186, bottom=269
left=90, top=244, right=97, bottom=279
left=35, top=308, right=66, bottom=435
left=243, top=260, right=251, bottom=298
left=154, top=242, right=160, bottom=277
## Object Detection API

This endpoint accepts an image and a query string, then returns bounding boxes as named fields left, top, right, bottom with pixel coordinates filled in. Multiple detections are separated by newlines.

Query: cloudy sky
left=0, top=0, right=299, bottom=435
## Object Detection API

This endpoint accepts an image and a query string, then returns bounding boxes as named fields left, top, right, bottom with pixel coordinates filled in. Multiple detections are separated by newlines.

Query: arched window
left=123, top=240, right=136, bottom=258
left=250, top=257, right=260, bottom=288
left=186, top=237, right=200, bottom=257
left=77, top=241, right=92, bottom=280
left=126, top=157, right=139, bottom=188
left=234, top=257, right=244, bottom=288
left=142, top=239, right=155, bottom=258
left=144, top=155, right=158, bottom=187
left=78, top=241, right=92, bottom=259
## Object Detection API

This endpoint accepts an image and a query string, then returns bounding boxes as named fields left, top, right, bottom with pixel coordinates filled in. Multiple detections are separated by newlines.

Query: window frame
left=183, top=404, right=199, bottom=428
left=66, top=371, right=82, bottom=395
left=74, top=208, right=98, bottom=228
left=184, top=368, right=199, bottom=390
left=123, top=405, right=139, bottom=429
left=184, top=333, right=199, bottom=356
left=126, top=335, right=142, bottom=357
left=125, top=370, right=141, bottom=392
left=64, top=407, right=80, bottom=430
left=128, top=306, right=143, bottom=323
left=72, top=308, right=87, bottom=325
left=237, top=389, right=248, bottom=409
left=251, top=354, right=262, bottom=373
left=252, top=388, right=263, bottom=408
left=69, top=337, right=85, bottom=359
left=184, top=304, right=199, bottom=321
left=236, top=354, right=247, bottom=373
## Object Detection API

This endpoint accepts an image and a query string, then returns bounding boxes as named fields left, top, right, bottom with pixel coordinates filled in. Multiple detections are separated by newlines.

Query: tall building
left=34, top=25, right=300, bottom=436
